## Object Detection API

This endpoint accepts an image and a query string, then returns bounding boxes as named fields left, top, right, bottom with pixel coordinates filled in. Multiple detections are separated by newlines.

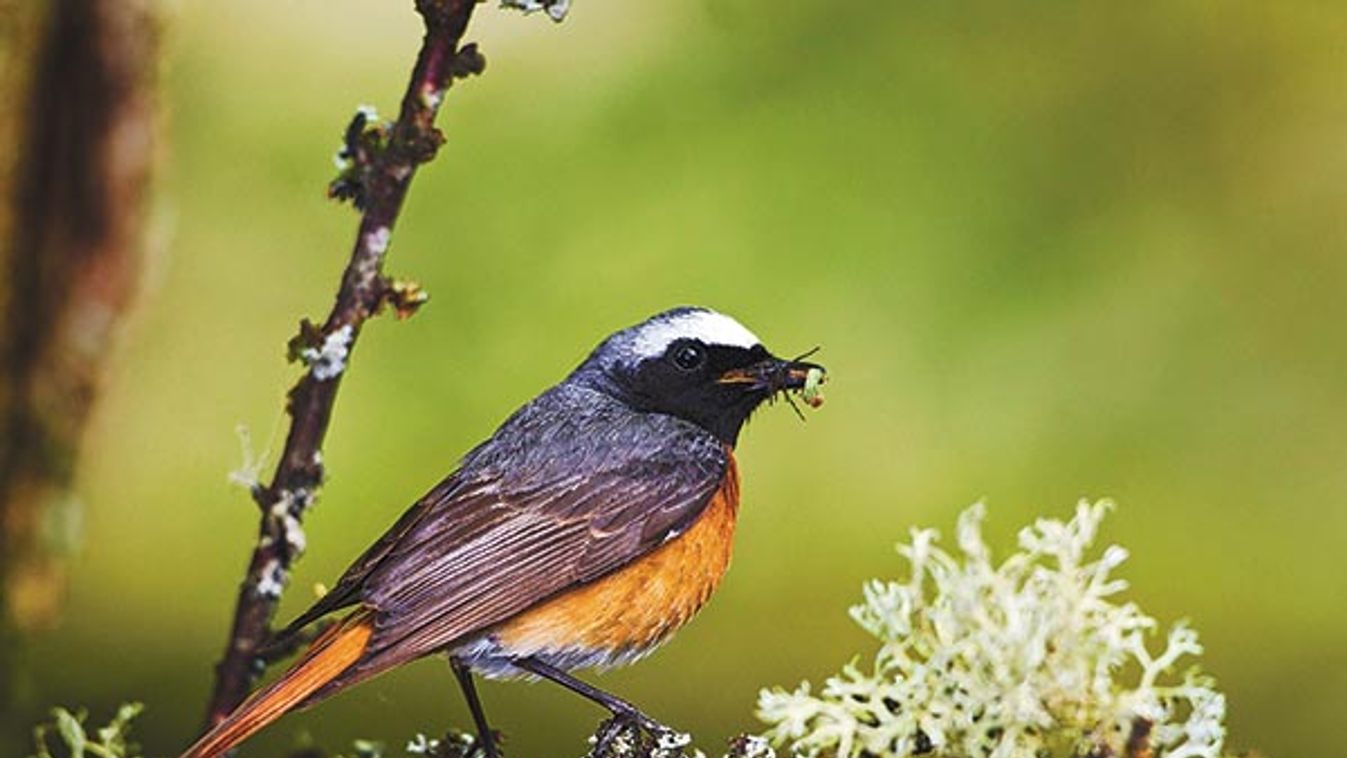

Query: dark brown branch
left=203, top=0, right=482, bottom=726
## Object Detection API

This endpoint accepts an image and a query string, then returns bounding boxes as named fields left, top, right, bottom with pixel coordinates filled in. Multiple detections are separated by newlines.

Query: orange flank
left=495, top=454, right=741, bottom=657
left=180, top=610, right=374, bottom=758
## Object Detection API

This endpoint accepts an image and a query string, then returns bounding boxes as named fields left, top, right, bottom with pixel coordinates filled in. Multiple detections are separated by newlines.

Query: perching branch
left=203, top=0, right=484, bottom=726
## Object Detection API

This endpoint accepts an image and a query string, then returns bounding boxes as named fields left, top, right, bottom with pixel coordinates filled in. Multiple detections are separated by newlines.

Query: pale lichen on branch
left=500, top=0, right=571, bottom=23
left=301, top=324, right=355, bottom=382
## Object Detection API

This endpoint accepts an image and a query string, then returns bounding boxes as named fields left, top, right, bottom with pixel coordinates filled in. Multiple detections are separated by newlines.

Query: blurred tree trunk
left=0, top=0, right=158, bottom=702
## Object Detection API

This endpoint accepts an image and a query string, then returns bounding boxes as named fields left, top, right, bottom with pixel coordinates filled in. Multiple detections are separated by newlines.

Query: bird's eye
left=670, top=342, right=706, bottom=372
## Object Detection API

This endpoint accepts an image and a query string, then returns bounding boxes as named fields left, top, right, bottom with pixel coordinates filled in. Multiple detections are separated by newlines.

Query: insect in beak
left=717, top=348, right=827, bottom=419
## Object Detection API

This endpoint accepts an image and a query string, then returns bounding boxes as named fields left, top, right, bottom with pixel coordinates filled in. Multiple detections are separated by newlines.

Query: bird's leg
left=450, top=656, right=501, bottom=758
left=510, top=655, right=667, bottom=734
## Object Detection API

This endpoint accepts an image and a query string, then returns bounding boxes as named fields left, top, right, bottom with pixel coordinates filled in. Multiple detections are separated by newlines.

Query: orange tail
left=180, top=610, right=374, bottom=758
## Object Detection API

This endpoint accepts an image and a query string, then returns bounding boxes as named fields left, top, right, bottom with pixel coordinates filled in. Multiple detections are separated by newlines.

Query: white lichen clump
left=254, top=558, right=287, bottom=600
left=405, top=733, right=440, bottom=754
left=730, top=735, right=779, bottom=758
left=302, top=324, right=355, bottom=381
left=366, top=226, right=392, bottom=257
left=501, top=0, right=570, bottom=22
left=757, top=501, right=1228, bottom=758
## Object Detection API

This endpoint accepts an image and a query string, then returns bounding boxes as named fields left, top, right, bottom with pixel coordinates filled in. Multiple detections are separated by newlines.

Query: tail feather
left=180, top=610, right=374, bottom=758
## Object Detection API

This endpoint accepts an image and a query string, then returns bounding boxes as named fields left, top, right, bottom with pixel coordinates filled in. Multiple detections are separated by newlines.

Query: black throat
left=571, top=344, right=773, bottom=447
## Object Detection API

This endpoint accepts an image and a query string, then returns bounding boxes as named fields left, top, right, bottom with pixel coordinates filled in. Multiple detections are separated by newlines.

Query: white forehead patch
left=629, top=309, right=761, bottom=359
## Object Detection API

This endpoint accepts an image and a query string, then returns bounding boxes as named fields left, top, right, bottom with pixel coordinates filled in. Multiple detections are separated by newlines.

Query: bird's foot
left=587, top=712, right=693, bottom=758
left=471, top=729, right=506, bottom=758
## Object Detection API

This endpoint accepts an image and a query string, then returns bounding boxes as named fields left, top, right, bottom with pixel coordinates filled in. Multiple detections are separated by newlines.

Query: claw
left=590, top=714, right=642, bottom=758
left=588, top=713, right=690, bottom=758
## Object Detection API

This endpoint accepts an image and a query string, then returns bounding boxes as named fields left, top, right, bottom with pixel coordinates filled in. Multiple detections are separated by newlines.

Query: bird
left=180, top=306, right=826, bottom=758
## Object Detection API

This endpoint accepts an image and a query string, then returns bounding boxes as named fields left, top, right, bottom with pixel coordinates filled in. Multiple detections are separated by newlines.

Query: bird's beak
left=717, top=353, right=827, bottom=398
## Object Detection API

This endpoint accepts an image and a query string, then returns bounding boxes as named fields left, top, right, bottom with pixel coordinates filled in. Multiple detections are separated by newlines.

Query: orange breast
left=492, top=454, right=740, bottom=664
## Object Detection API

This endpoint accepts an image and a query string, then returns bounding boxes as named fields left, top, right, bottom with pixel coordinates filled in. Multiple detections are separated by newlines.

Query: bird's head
left=571, top=306, right=826, bottom=446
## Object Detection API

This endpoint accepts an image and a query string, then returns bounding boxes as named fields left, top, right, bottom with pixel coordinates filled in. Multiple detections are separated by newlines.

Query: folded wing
left=283, top=385, right=729, bottom=701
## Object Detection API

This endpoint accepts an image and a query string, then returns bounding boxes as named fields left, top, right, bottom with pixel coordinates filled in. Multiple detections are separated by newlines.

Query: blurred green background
left=8, top=1, right=1346, bottom=755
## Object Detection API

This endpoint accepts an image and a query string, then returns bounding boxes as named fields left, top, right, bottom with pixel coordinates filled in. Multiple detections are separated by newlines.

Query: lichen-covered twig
left=203, top=0, right=483, bottom=726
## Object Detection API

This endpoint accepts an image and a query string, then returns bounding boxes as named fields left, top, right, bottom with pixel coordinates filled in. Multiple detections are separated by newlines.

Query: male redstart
left=180, top=306, right=825, bottom=758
